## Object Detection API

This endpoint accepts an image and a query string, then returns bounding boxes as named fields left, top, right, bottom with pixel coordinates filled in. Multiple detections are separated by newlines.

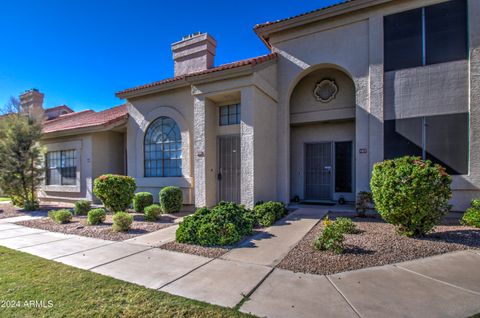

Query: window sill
left=43, top=185, right=81, bottom=193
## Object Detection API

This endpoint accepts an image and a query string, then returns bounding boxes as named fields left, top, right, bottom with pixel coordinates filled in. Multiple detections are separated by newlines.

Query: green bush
left=74, top=200, right=91, bottom=215
left=87, top=208, right=106, bottom=225
left=133, top=192, right=154, bottom=213
left=176, top=202, right=253, bottom=246
left=49, top=209, right=73, bottom=224
left=112, top=212, right=133, bottom=232
left=252, top=201, right=286, bottom=227
left=159, top=186, right=183, bottom=213
left=334, top=217, right=357, bottom=234
left=461, top=199, right=480, bottom=228
left=370, top=156, right=452, bottom=237
left=144, top=204, right=162, bottom=221
left=314, top=217, right=345, bottom=254
left=93, top=174, right=136, bottom=212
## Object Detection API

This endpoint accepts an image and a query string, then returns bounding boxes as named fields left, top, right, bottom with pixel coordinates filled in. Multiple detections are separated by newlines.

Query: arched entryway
left=289, top=66, right=356, bottom=203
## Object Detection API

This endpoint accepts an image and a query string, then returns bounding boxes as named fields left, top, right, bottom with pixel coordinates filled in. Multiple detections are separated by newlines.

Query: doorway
left=217, top=135, right=241, bottom=203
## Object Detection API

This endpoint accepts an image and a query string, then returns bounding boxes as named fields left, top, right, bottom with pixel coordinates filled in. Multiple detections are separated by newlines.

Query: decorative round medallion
left=314, top=79, right=338, bottom=103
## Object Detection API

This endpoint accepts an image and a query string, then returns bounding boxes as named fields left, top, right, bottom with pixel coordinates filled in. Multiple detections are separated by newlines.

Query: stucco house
left=36, top=0, right=479, bottom=211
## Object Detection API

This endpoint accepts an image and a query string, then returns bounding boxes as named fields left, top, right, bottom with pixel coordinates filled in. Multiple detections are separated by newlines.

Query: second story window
left=384, top=0, right=467, bottom=72
left=219, top=104, right=241, bottom=126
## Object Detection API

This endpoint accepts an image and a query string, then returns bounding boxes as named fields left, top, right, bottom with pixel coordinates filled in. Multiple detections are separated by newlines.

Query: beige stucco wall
left=92, top=131, right=125, bottom=179
left=127, top=87, right=194, bottom=204
left=266, top=0, right=479, bottom=210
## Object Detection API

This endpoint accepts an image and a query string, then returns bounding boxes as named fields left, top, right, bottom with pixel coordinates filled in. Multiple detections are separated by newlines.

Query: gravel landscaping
left=16, top=213, right=180, bottom=241
left=0, top=204, right=25, bottom=219
left=160, top=241, right=230, bottom=258
left=277, top=213, right=480, bottom=275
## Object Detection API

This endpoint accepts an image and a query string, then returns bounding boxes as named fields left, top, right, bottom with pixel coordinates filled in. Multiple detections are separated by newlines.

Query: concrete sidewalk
left=0, top=217, right=479, bottom=317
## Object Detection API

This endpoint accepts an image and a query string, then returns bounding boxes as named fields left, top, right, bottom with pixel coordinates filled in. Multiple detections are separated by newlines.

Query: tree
left=0, top=97, right=44, bottom=210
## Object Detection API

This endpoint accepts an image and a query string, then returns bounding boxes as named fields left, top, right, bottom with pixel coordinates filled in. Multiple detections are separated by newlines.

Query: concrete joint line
left=50, top=241, right=118, bottom=260
left=17, top=237, right=76, bottom=250
left=88, top=246, right=155, bottom=271
left=235, top=267, right=275, bottom=310
left=0, top=231, right=47, bottom=239
left=326, top=275, right=363, bottom=318
left=157, top=257, right=216, bottom=290
left=395, top=265, right=480, bottom=296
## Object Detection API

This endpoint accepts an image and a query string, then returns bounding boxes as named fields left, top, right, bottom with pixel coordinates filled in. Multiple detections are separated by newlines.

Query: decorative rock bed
left=277, top=213, right=480, bottom=275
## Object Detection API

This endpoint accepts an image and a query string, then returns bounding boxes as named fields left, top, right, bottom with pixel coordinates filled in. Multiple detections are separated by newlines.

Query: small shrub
left=371, top=156, right=452, bottom=237
left=144, top=204, right=162, bottom=221
left=87, top=208, right=106, bottom=225
left=49, top=209, right=73, bottom=224
left=133, top=192, right=154, bottom=212
left=23, top=200, right=39, bottom=211
left=93, top=174, right=136, bottom=212
left=461, top=199, right=480, bottom=228
left=253, top=201, right=286, bottom=227
left=159, top=186, right=183, bottom=213
left=74, top=200, right=91, bottom=215
left=176, top=202, right=253, bottom=246
left=335, top=217, right=357, bottom=234
left=112, top=212, right=133, bottom=232
left=314, top=217, right=345, bottom=254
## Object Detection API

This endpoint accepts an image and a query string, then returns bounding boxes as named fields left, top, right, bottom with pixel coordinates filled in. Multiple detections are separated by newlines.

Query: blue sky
left=0, top=0, right=342, bottom=111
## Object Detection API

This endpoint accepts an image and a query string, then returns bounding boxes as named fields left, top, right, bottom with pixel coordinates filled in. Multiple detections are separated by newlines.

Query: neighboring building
left=38, top=0, right=479, bottom=210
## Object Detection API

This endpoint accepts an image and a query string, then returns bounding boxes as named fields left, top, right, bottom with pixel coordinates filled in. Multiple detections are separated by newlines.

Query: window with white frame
left=219, top=104, right=241, bottom=126
left=46, top=150, right=77, bottom=185
left=144, top=116, right=182, bottom=177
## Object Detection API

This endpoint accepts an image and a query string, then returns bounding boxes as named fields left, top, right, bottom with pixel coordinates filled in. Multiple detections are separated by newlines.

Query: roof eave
left=42, top=115, right=128, bottom=139
left=116, top=79, right=189, bottom=99
left=254, top=0, right=391, bottom=46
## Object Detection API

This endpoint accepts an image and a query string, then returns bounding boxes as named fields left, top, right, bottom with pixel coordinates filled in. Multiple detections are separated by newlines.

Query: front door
left=217, top=135, right=241, bottom=203
left=305, top=142, right=333, bottom=201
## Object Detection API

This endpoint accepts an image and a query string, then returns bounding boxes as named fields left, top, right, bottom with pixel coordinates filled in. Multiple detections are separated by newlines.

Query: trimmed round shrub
left=112, top=212, right=133, bottom=232
left=144, top=204, right=162, bottom=221
left=461, top=199, right=480, bottom=228
left=159, top=186, right=183, bottom=213
left=49, top=209, right=73, bottom=224
left=371, top=156, right=452, bottom=237
left=334, top=217, right=357, bottom=234
left=133, top=192, right=154, bottom=212
left=253, top=201, right=286, bottom=227
left=93, top=174, right=136, bottom=212
left=314, top=217, right=345, bottom=254
left=74, top=200, right=91, bottom=215
left=87, top=208, right=106, bottom=225
left=176, top=201, right=253, bottom=246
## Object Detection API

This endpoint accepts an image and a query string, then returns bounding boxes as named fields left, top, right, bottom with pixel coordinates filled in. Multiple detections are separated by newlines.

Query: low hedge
left=144, top=204, right=162, bottom=221
left=176, top=201, right=253, bottom=246
left=74, top=200, right=91, bottom=215
left=48, top=209, right=73, bottom=224
left=93, top=174, right=136, bottom=212
left=87, top=208, right=106, bottom=225
left=461, top=199, right=480, bottom=228
left=159, top=186, right=182, bottom=213
left=252, top=201, right=286, bottom=227
left=133, top=192, right=154, bottom=213
left=112, top=212, right=133, bottom=232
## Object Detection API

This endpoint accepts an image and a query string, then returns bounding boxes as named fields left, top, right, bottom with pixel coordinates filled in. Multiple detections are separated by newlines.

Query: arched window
left=144, top=116, right=182, bottom=177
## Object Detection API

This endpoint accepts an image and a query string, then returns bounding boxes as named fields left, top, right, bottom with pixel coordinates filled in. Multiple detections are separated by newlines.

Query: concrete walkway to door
left=0, top=207, right=479, bottom=318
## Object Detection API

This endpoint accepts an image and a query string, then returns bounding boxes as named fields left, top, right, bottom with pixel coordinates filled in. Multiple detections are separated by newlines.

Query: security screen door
left=217, top=135, right=241, bottom=203
left=305, top=142, right=333, bottom=201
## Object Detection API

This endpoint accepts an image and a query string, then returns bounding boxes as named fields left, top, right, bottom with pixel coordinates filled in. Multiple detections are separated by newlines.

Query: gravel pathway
left=277, top=214, right=480, bottom=275
left=16, top=213, right=177, bottom=241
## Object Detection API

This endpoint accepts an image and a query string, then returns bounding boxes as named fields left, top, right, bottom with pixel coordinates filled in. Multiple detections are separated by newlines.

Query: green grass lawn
left=0, top=246, right=254, bottom=318
left=0, top=197, right=10, bottom=202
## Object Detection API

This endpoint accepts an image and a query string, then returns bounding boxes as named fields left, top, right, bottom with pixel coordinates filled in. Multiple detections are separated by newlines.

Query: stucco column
left=368, top=14, right=385, bottom=177
left=240, top=87, right=255, bottom=208
left=193, top=95, right=208, bottom=207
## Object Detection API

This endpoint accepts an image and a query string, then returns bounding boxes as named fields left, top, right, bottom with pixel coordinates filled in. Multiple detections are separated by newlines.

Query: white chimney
left=172, top=32, right=216, bottom=76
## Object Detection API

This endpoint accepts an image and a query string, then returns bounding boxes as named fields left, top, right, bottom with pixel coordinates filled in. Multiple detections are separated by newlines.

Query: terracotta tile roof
left=44, top=105, right=74, bottom=113
left=116, top=53, right=277, bottom=96
left=254, top=0, right=353, bottom=30
left=43, top=104, right=128, bottom=134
